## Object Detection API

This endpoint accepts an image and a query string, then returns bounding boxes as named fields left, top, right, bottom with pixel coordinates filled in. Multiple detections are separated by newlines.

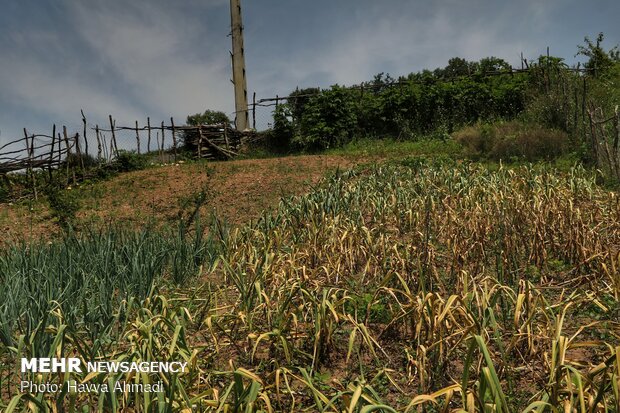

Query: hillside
left=2, top=152, right=620, bottom=411
left=1, top=43, right=619, bottom=411
left=0, top=154, right=358, bottom=245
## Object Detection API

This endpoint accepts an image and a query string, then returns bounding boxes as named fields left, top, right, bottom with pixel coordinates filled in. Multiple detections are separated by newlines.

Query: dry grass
left=454, top=121, right=569, bottom=161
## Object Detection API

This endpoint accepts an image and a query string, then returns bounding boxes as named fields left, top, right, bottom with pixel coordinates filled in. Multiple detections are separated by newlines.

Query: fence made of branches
left=588, top=105, right=620, bottom=182
left=0, top=113, right=246, bottom=201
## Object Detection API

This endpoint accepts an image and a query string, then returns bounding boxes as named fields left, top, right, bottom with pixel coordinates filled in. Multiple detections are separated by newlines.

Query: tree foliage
left=576, top=32, right=620, bottom=78
left=261, top=32, right=619, bottom=174
left=186, top=110, right=231, bottom=126
left=274, top=57, right=527, bottom=151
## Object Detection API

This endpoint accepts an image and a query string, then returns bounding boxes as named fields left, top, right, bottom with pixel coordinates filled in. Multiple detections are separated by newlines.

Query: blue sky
left=1, top=0, right=619, bottom=145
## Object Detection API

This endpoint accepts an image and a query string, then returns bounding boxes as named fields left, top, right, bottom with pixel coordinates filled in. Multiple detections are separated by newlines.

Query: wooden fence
left=0, top=114, right=246, bottom=200
left=0, top=127, right=76, bottom=175
left=91, top=118, right=242, bottom=161
left=588, top=105, right=620, bottom=182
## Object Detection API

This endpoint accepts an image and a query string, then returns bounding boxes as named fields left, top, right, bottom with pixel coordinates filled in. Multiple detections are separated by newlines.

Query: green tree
left=182, top=110, right=231, bottom=151
left=295, top=85, right=357, bottom=150
left=268, top=104, right=294, bottom=150
left=477, top=57, right=511, bottom=74
left=288, top=87, right=320, bottom=124
left=435, top=57, right=475, bottom=78
left=576, top=32, right=620, bottom=78
left=186, top=110, right=231, bottom=126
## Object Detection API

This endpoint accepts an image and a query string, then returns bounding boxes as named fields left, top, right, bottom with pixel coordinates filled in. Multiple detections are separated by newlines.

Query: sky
left=0, top=0, right=619, bottom=147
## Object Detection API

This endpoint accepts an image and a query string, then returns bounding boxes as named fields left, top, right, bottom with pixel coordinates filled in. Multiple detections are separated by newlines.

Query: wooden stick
left=95, top=125, right=102, bottom=161
left=160, top=121, right=165, bottom=160
left=57, top=132, right=63, bottom=167
left=135, top=120, right=141, bottom=154
left=252, top=92, right=256, bottom=129
left=109, top=135, right=115, bottom=162
left=202, top=134, right=237, bottom=159
left=224, top=123, right=230, bottom=150
left=197, top=124, right=203, bottom=158
left=49, top=124, right=56, bottom=182
left=109, top=115, right=118, bottom=158
left=24, top=129, right=38, bottom=200
left=63, top=126, right=74, bottom=185
left=170, top=117, right=177, bottom=161
left=81, top=109, right=89, bottom=157
left=147, top=117, right=152, bottom=153
left=75, top=133, right=85, bottom=179
left=155, top=132, right=160, bottom=162
left=101, top=132, right=109, bottom=162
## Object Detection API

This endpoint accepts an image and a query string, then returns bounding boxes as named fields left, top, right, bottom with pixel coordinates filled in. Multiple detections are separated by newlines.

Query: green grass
left=0, top=218, right=221, bottom=350
left=325, top=136, right=463, bottom=158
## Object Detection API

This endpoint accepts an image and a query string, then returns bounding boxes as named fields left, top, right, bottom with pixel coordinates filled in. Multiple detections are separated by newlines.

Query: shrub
left=294, top=85, right=358, bottom=150
left=65, top=152, right=100, bottom=170
left=113, top=150, right=148, bottom=172
left=44, top=185, right=80, bottom=230
left=0, top=176, right=10, bottom=203
left=0, top=185, right=8, bottom=203
left=266, top=105, right=294, bottom=151
left=454, top=121, right=569, bottom=161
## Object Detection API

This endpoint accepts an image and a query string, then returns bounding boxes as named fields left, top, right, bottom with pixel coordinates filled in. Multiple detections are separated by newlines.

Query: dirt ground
left=0, top=154, right=360, bottom=245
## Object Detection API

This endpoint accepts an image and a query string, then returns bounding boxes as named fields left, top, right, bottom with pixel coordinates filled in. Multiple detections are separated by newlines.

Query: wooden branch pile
left=184, top=123, right=242, bottom=160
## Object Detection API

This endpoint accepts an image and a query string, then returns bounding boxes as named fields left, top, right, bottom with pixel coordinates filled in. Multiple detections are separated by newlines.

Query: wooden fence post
left=135, top=120, right=141, bottom=155
left=63, top=126, right=74, bottom=185
left=49, top=124, right=56, bottom=182
left=74, top=133, right=85, bottom=179
left=81, top=109, right=89, bottom=157
left=170, top=117, right=177, bottom=161
left=147, top=117, right=152, bottom=153
left=160, top=121, right=165, bottom=160
left=24, top=129, right=38, bottom=200
left=109, top=115, right=118, bottom=158
left=57, top=132, right=63, bottom=167
left=252, top=92, right=256, bottom=130
left=95, top=125, right=102, bottom=162
left=156, top=132, right=160, bottom=160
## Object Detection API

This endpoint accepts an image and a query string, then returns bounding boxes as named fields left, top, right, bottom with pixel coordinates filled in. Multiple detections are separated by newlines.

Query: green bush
left=45, top=185, right=81, bottom=230
left=267, top=104, right=294, bottom=151
left=65, top=152, right=100, bottom=170
left=113, top=150, right=148, bottom=172
left=0, top=179, right=9, bottom=203
left=294, top=85, right=358, bottom=150
left=270, top=58, right=527, bottom=152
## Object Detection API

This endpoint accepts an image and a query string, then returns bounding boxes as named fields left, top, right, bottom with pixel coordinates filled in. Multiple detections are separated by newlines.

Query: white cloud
left=0, top=43, right=146, bottom=142
left=0, top=0, right=235, bottom=146
left=67, top=1, right=234, bottom=120
left=250, top=1, right=551, bottom=96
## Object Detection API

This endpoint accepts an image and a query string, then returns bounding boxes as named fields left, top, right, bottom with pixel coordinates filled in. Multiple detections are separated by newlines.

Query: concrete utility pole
left=230, top=0, right=249, bottom=131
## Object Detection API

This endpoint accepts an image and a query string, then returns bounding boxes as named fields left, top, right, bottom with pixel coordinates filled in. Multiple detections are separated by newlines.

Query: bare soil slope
left=0, top=154, right=358, bottom=245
